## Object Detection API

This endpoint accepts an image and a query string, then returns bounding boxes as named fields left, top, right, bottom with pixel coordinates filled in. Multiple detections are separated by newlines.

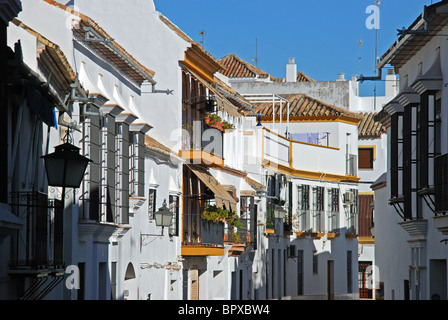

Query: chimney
left=336, top=73, right=346, bottom=81
left=286, top=58, right=297, bottom=82
left=385, top=68, right=398, bottom=97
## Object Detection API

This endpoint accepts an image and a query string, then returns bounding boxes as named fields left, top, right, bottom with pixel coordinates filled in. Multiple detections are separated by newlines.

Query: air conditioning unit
left=287, top=245, right=296, bottom=258
left=343, top=191, right=354, bottom=205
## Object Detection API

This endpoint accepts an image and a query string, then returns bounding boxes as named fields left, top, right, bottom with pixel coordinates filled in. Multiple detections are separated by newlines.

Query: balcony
left=8, top=192, right=65, bottom=300
left=181, top=213, right=225, bottom=256
left=262, top=128, right=360, bottom=183
left=180, top=118, right=224, bottom=167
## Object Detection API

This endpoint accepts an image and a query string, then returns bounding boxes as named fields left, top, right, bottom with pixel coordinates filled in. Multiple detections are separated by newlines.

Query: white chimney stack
left=337, top=73, right=346, bottom=81
left=286, top=57, right=297, bottom=82
left=385, top=68, right=398, bottom=97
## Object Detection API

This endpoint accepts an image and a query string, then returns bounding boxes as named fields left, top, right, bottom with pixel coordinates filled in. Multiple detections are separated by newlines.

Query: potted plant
left=203, top=112, right=212, bottom=124
left=201, top=203, right=228, bottom=223
left=222, top=121, right=235, bottom=133
left=202, top=203, right=242, bottom=228
left=208, top=113, right=221, bottom=125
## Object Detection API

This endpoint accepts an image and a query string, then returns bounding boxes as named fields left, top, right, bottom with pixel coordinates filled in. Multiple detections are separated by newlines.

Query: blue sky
left=154, top=0, right=432, bottom=97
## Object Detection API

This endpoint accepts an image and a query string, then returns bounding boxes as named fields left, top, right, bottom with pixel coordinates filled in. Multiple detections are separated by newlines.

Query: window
left=148, top=188, right=156, bottom=219
left=347, top=251, right=353, bottom=293
left=327, top=188, right=339, bottom=233
left=297, top=185, right=310, bottom=232
left=239, top=196, right=256, bottom=245
left=297, top=250, right=303, bottom=295
left=358, top=147, right=374, bottom=169
left=347, top=189, right=358, bottom=234
left=435, top=153, right=448, bottom=213
left=312, top=186, right=325, bottom=232
left=358, top=195, right=374, bottom=237
left=129, top=132, right=145, bottom=197
left=169, top=195, right=179, bottom=236
left=358, top=262, right=373, bottom=299
left=313, top=250, right=318, bottom=275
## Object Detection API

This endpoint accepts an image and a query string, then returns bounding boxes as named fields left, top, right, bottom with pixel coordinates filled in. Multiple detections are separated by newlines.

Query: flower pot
left=204, top=116, right=210, bottom=125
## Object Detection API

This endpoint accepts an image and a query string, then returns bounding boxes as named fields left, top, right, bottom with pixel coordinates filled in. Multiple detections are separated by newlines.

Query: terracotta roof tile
left=219, top=54, right=314, bottom=83
left=43, top=0, right=156, bottom=85
left=296, top=71, right=315, bottom=82
left=144, top=135, right=174, bottom=155
left=12, top=18, right=76, bottom=94
left=219, top=54, right=273, bottom=79
left=253, top=94, right=362, bottom=122
left=357, top=112, right=386, bottom=139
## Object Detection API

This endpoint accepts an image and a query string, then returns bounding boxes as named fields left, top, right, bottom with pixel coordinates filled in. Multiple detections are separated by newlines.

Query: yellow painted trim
left=181, top=245, right=225, bottom=256
left=358, top=236, right=375, bottom=244
left=181, top=59, right=215, bottom=83
left=326, top=233, right=340, bottom=239
left=358, top=145, right=377, bottom=160
left=296, top=232, right=311, bottom=237
left=265, top=228, right=275, bottom=234
left=359, top=192, right=375, bottom=195
left=262, top=159, right=361, bottom=183
left=178, top=149, right=225, bottom=167
left=311, top=232, right=326, bottom=239
left=295, top=232, right=340, bottom=239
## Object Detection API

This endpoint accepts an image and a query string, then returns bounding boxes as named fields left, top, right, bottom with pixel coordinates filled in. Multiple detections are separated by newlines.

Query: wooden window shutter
left=358, top=148, right=373, bottom=169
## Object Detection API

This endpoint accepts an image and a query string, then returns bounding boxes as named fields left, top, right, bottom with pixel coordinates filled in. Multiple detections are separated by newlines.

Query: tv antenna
left=199, top=30, right=205, bottom=47
left=252, top=38, right=258, bottom=67
left=373, top=0, right=381, bottom=111
left=358, top=38, right=363, bottom=77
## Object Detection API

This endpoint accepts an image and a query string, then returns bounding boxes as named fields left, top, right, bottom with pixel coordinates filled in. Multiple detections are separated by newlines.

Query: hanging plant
left=201, top=203, right=242, bottom=228
left=207, top=113, right=221, bottom=125
left=202, top=204, right=228, bottom=223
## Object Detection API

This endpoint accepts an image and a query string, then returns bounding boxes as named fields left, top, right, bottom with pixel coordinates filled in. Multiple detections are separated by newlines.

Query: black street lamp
left=41, top=138, right=92, bottom=204
left=41, top=142, right=92, bottom=189
left=154, top=199, right=173, bottom=230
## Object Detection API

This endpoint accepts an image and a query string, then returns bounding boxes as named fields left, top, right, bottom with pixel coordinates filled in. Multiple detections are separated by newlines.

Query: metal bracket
left=358, top=68, right=383, bottom=83
left=67, top=75, right=103, bottom=117
left=397, top=6, right=430, bottom=36
left=83, top=27, right=114, bottom=43
left=151, top=85, right=174, bottom=95
left=58, top=113, right=81, bottom=132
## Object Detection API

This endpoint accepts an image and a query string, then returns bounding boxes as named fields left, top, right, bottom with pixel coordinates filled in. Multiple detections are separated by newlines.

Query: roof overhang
left=377, top=2, right=448, bottom=71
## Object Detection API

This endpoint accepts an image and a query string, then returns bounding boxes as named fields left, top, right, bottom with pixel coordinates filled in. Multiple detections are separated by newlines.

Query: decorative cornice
left=78, top=219, right=121, bottom=244
left=129, top=196, right=146, bottom=213
left=116, top=112, right=137, bottom=125
left=399, top=219, right=428, bottom=241
left=433, top=215, right=448, bottom=236
left=130, top=122, right=152, bottom=134
left=100, top=104, right=124, bottom=117
left=397, top=87, right=420, bottom=107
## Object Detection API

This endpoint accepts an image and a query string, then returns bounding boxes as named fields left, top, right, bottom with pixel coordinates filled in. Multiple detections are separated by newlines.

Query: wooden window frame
left=358, top=147, right=375, bottom=170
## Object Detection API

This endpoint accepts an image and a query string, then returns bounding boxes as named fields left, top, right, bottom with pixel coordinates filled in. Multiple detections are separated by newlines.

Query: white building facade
left=374, top=0, right=448, bottom=300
